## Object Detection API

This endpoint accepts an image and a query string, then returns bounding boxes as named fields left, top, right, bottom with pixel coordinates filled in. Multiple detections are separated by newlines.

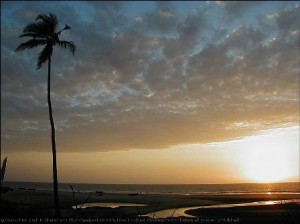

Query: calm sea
left=3, top=181, right=300, bottom=195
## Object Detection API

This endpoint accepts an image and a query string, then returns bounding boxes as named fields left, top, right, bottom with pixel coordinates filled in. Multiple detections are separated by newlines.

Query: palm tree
left=16, top=13, right=76, bottom=218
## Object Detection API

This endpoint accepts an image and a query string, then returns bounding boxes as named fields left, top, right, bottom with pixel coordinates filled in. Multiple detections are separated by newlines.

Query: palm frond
left=57, top=41, right=76, bottom=55
left=36, top=13, right=58, bottom=34
left=16, top=12, right=75, bottom=70
left=35, top=13, right=50, bottom=22
left=37, top=44, right=53, bottom=69
left=23, top=22, right=40, bottom=33
left=19, top=32, right=45, bottom=39
left=23, top=21, right=49, bottom=37
left=1, top=157, right=8, bottom=181
left=15, top=39, right=47, bottom=52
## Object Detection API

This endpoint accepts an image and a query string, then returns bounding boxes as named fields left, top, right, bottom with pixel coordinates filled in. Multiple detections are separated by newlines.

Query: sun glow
left=239, top=130, right=295, bottom=183
left=245, top=147, right=289, bottom=182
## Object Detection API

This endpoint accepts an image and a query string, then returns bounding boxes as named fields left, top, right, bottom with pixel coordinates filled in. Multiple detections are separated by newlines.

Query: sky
left=1, top=1, right=299, bottom=184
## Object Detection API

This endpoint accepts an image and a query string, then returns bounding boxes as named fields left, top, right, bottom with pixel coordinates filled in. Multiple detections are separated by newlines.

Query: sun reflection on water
left=265, top=201, right=276, bottom=205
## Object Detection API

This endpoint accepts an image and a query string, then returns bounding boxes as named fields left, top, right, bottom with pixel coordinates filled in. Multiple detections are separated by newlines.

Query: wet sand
left=1, top=189, right=300, bottom=223
left=185, top=202, right=300, bottom=224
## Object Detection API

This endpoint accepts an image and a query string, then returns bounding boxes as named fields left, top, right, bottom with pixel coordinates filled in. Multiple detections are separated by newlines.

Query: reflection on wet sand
left=145, top=199, right=300, bottom=218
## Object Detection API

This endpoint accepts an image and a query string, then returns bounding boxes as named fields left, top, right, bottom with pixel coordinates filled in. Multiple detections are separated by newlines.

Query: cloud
left=143, top=1, right=178, bottom=32
left=271, top=5, right=300, bottom=35
left=1, top=2, right=299, bottom=153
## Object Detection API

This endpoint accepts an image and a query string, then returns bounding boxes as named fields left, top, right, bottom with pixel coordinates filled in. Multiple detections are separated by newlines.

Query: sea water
left=3, top=181, right=300, bottom=195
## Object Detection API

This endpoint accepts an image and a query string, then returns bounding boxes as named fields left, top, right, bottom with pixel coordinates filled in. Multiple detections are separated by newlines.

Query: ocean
left=3, top=181, right=300, bottom=195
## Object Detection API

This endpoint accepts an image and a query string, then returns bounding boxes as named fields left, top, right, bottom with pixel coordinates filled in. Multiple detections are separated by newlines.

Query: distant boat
left=96, top=191, right=104, bottom=196
left=128, top=192, right=143, bottom=196
left=1, top=157, right=8, bottom=181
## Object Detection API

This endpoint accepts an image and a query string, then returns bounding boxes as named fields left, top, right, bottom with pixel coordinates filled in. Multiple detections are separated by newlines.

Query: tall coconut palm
left=16, top=13, right=75, bottom=217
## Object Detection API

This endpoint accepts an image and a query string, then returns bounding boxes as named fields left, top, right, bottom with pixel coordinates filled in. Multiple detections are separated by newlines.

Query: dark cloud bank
left=1, top=1, right=299, bottom=152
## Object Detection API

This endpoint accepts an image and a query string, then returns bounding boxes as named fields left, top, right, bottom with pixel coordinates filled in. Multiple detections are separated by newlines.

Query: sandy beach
left=1, top=188, right=300, bottom=223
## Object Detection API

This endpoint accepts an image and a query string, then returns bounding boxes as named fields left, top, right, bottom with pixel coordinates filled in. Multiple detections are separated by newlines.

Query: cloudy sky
left=1, top=1, right=299, bottom=184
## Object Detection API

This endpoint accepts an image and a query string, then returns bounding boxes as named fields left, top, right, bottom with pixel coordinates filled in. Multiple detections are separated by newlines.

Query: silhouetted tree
left=16, top=13, right=76, bottom=218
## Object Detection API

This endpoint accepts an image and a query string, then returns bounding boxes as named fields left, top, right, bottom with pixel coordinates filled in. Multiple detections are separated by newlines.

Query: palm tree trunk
left=47, top=55, right=61, bottom=218
left=0, top=152, right=2, bottom=204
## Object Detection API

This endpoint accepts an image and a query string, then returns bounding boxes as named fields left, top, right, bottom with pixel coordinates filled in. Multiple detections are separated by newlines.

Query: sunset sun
left=241, top=134, right=292, bottom=183
left=245, top=148, right=289, bottom=183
